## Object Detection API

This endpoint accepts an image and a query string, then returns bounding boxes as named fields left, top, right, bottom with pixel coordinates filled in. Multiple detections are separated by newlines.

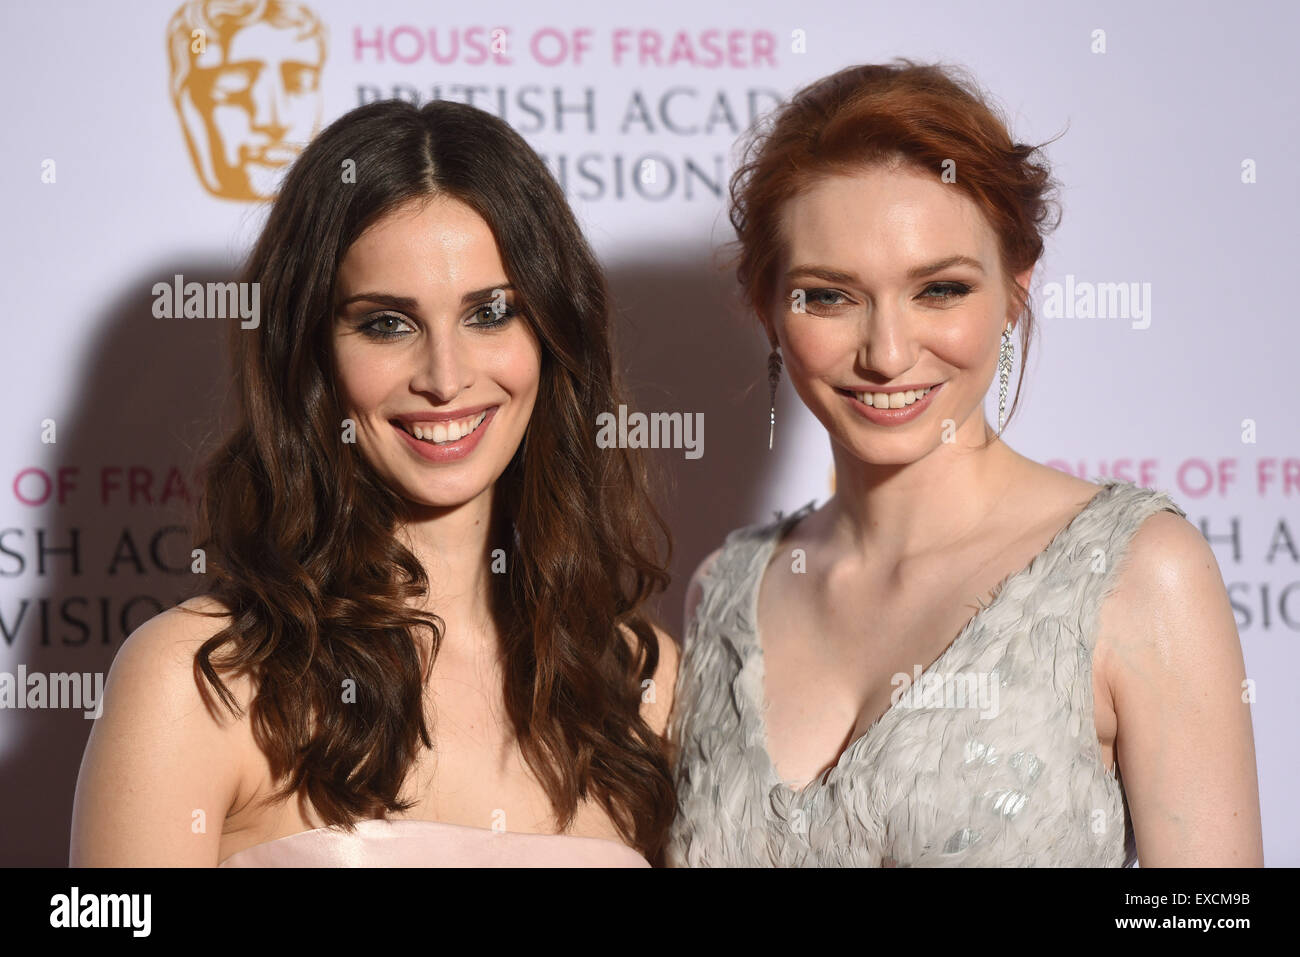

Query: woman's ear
left=1008, top=265, right=1035, bottom=328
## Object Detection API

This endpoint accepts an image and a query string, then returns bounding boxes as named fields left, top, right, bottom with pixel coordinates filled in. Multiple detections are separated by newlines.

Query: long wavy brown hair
left=183, top=98, right=676, bottom=860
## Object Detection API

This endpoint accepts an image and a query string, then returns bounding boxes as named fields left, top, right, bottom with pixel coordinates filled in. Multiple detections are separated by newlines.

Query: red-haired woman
left=70, top=99, right=678, bottom=867
left=667, top=61, right=1263, bottom=866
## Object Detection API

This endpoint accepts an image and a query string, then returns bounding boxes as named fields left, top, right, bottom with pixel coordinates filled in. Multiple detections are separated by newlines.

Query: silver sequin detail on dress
left=666, top=479, right=1185, bottom=867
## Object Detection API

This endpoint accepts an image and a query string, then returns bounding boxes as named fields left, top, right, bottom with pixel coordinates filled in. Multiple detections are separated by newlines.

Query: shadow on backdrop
left=1, top=262, right=234, bottom=866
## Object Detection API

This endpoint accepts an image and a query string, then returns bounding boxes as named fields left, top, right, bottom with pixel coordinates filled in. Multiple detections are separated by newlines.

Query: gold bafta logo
left=167, top=0, right=327, bottom=201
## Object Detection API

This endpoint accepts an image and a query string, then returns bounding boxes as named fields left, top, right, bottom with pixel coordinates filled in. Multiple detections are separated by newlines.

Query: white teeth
left=855, top=386, right=932, bottom=409
left=406, top=411, right=488, bottom=444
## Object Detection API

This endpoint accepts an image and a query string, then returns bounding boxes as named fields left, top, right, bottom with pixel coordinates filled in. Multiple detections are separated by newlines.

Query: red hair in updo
left=727, top=58, right=1063, bottom=431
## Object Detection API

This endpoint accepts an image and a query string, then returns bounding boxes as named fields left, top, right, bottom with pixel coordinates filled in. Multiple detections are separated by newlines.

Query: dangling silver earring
left=767, top=347, right=782, bottom=450
left=997, top=322, right=1014, bottom=434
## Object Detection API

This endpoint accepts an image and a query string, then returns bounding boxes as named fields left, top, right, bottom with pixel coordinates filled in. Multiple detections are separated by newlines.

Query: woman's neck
left=825, top=421, right=1023, bottom=565
left=395, top=487, right=500, bottom=643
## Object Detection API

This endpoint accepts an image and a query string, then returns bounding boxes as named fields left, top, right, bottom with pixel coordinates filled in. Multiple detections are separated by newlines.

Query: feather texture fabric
left=666, top=479, right=1186, bottom=867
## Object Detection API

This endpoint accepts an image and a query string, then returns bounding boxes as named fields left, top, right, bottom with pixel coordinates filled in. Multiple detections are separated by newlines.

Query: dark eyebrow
left=337, top=283, right=515, bottom=310
left=459, top=283, right=514, bottom=304
left=337, top=292, right=420, bottom=311
left=784, top=256, right=984, bottom=285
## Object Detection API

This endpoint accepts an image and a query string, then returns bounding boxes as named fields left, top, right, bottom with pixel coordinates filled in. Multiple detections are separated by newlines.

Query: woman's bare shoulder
left=121, top=596, right=254, bottom=714
left=70, top=596, right=258, bottom=864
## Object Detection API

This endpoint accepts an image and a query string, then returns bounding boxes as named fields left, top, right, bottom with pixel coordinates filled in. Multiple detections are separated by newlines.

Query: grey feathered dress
left=666, top=479, right=1186, bottom=867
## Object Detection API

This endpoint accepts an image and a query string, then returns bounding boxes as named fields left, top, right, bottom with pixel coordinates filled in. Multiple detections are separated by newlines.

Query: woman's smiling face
left=769, top=162, right=1031, bottom=465
left=332, top=195, right=542, bottom=509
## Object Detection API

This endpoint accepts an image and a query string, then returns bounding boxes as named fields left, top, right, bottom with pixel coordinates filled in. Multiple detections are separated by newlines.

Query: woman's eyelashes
left=468, top=302, right=519, bottom=327
left=355, top=303, right=519, bottom=339
left=799, top=288, right=851, bottom=310
left=357, top=313, right=413, bottom=339
left=790, top=282, right=973, bottom=314
left=919, top=281, right=972, bottom=302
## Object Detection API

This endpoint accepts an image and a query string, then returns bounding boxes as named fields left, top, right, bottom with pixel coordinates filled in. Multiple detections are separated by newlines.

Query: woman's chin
left=402, top=485, right=491, bottom=512
left=372, top=466, right=492, bottom=512
left=828, top=430, right=936, bottom=468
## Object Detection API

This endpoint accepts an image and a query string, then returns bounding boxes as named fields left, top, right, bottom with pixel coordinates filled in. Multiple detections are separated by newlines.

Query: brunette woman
left=71, top=98, right=677, bottom=867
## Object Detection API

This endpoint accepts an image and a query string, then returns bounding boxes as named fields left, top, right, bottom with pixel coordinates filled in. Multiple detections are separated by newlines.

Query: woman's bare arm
left=1101, top=511, right=1265, bottom=866
left=70, top=598, right=247, bottom=866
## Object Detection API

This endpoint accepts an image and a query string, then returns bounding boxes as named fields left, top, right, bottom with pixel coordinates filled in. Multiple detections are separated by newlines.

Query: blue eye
left=921, top=282, right=971, bottom=300
left=792, top=288, right=851, bottom=311
left=358, top=313, right=413, bottom=339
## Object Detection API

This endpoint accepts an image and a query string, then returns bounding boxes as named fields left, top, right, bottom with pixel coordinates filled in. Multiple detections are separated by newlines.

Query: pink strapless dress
left=218, top=818, right=651, bottom=867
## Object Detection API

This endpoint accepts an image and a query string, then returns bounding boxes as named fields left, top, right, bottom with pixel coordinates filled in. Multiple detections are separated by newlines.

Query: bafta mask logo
left=167, top=0, right=327, bottom=201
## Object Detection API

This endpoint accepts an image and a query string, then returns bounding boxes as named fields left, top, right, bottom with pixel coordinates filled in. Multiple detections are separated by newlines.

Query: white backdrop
left=1, top=0, right=1295, bottom=865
